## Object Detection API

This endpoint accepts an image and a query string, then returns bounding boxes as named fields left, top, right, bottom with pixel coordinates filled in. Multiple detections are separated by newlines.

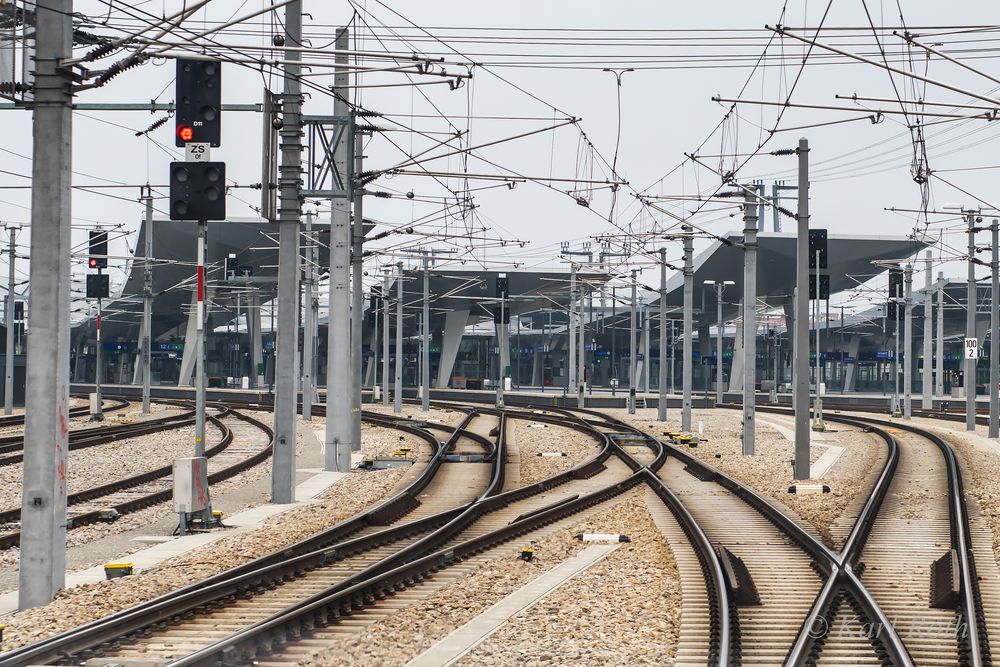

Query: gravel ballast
left=601, top=407, right=880, bottom=547
left=299, top=491, right=681, bottom=667
left=512, top=417, right=602, bottom=486
left=0, top=465, right=409, bottom=649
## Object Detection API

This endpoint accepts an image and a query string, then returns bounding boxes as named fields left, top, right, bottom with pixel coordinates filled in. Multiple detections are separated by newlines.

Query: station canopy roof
left=352, top=267, right=612, bottom=336
left=656, top=231, right=930, bottom=326
left=77, top=216, right=373, bottom=342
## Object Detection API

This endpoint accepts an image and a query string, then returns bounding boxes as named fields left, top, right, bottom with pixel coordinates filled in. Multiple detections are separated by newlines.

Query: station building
left=62, top=219, right=997, bottom=401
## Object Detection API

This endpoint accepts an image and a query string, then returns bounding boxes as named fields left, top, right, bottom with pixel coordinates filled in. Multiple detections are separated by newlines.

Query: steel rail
left=0, top=411, right=491, bottom=665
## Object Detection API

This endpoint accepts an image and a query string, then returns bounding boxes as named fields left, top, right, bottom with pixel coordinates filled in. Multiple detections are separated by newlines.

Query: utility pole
left=93, top=274, right=103, bottom=421
left=351, top=119, right=364, bottom=451
left=272, top=0, right=303, bottom=499
left=682, top=231, right=694, bottom=431
left=302, top=210, right=314, bottom=421
left=742, top=191, right=758, bottom=455
left=4, top=225, right=16, bottom=415
left=812, top=250, right=824, bottom=430
left=628, top=268, right=638, bottom=414
left=658, top=248, right=668, bottom=422
left=643, top=304, right=650, bottom=392
left=670, top=320, right=677, bottom=397
left=991, top=219, right=999, bottom=438
left=382, top=267, right=390, bottom=406
left=793, top=138, right=810, bottom=481
left=715, top=283, right=723, bottom=406
left=19, top=0, right=73, bottom=609
left=577, top=272, right=586, bottom=407
left=895, top=286, right=901, bottom=417
left=141, top=192, right=153, bottom=414
left=903, top=263, right=913, bottom=420
left=394, top=261, right=403, bottom=415
left=967, top=210, right=977, bottom=432
left=195, top=223, right=207, bottom=459
left=325, top=27, right=352, bottom=472
left=421, top=252, right=430, bottom=412
left=922, top=251, right=933, bottom=410
left=936, top=271, right=945, bottom=399
left=569, top=263, right=577, bottom=397
left=496, top=280, right=506, bottom=409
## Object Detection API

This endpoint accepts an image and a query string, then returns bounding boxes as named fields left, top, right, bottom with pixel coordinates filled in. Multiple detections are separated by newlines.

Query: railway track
left=5, top=396, right=996, bottom=666
left=0, top=407, right=195, bottom=467
left=0, top=404, right=275, bottom=551
left=706, top=404, right=989, bottom=666
left=1, top=403, right=735, bottom=667
left=0, top=397, right=130, bottom=435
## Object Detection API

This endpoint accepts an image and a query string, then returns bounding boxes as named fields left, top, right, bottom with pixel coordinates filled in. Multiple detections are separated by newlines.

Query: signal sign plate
left=185, top=143, right=211, bottom=162
left=965, top=337, right=979, bottom=360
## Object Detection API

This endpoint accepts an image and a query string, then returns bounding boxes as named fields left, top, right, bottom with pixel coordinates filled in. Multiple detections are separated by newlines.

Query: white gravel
left=299, top=490, right=682, bottom=667
left=601, top=407, right=880, bottom=547
left=457, top=493, right=681, bottom=666
left=0, top=465, right=410, bottom=649
left=512, top=418, right=602, bottom=487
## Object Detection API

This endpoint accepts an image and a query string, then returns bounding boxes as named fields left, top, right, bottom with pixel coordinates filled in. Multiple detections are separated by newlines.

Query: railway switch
left=716, top=546, right=761, bottom=606
left=931, top=549, right=960, bottom=609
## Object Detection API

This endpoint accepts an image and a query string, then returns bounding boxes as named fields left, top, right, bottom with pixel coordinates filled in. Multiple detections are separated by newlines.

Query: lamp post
left=704, top=279, right=735, bottom=405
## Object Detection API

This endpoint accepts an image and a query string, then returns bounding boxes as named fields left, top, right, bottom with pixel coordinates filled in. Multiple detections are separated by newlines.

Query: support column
left=382, top=268, right=390, bottom=404
left=992, top=219, right=999, bottom=438
left=903, top=263, right=913, bottom=420
left=922, top=251, right=933, bottom=409
left=421, top=255, right=430, bottom=412
left=728, top=302, right=744, bottom=392
left=783, top=301, right=795, bottom=391
left=742, top=191, right=758, bottom=455
left=251, top=290, right=263, bottom=389
left=324, top=27, right=353, bottom=471
left=302, top=211, right=315, bottom=421
left=568, top=264, right=576, bottom=393
left=642, top=305, right=650, bottom=392
left=496, top=321, right=510, bottom=388
left=681, top=232, right=694, bottom=431
left=966, top=212, right=977, bottom=431
left=394, top=262, right=403, bottom=415
left=936, top=272, right=945, bottom=399
left=351, top=119, right=364, bottom=451
left=628, top=269, right=638, bottom=414
left=658, top=248, right=667, bottom=422
left=436, top=309, right=469, bottom=388
left=4, top=226, right=16, bottom=415
left=19, top=0, right=73, bottom=609
left=793, top=137, right=810, bottom=480
left=271, top=0, right=304, bottom=502
left=577, top=277, right=586, bottom=406
left=843, top=335, right=861, bottom=392
left=141, top=194, right=153, bottom=413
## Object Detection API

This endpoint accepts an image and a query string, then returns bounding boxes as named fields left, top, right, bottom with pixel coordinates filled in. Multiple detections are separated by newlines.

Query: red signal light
left=177, top=124, right=194, bottom=142
left=88, top=258, right=98, bottom=269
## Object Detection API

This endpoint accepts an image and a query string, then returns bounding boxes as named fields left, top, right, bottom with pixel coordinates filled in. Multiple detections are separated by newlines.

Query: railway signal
left=169, top=162, right=226, bottom=221
left=175, top=59, right=222, bottom=147
left=88, top=230, right=108, bottom=269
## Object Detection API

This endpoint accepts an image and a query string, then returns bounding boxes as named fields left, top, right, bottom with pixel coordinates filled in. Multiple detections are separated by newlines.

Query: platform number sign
left=965, top=337, right=979, bottom=360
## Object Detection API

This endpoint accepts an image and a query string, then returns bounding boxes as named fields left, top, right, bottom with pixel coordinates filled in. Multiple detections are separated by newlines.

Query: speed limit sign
left=964, top=337, right=979, bottom=359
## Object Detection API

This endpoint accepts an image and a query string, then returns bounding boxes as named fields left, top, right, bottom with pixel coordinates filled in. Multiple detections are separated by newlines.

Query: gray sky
left=4, top=0, right=1000, bottom=317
